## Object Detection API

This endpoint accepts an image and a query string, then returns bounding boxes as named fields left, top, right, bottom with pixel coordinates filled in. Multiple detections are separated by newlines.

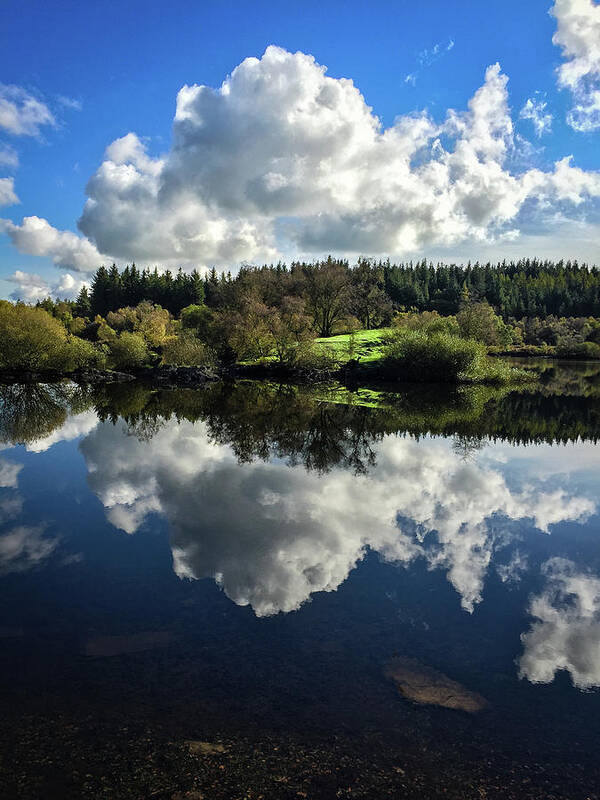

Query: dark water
left=1, top=362, right=600, bottom=799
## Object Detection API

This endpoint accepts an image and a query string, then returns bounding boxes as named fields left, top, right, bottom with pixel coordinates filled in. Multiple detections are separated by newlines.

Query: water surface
left=1, top=364, right=600, bottom=798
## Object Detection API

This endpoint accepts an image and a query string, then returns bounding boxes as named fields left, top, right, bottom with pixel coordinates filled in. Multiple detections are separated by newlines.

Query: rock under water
left=386, top=657, right=489, bottom=713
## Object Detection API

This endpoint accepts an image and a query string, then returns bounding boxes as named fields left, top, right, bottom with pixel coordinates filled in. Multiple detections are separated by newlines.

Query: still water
left=1, top=363, right=600, bottom=798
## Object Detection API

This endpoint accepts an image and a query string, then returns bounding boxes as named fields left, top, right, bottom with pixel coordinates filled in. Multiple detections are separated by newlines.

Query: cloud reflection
left=80, top=418, right=595, bottom=616
left=520, top=558, right=600, bottom=689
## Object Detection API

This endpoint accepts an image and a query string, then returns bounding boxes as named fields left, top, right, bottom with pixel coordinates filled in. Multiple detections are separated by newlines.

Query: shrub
left=383, top=330, right=532, bottom=384
left=457, top=301, right=510, bottom=346
left=0, top=302, right=101, bottom=372
left=65, top=337, right=106, bottom=370
left=556, top=340, right=600, bottom=359
left=180, top=304, right=210, bottom=330
left=383, top=330, right=485, bottom=382
left=107, top=332, right=149, bottom=369
left=296, top=343, right=341, bottom=372
left=395, top=310, right=460, bottom=337
left=331, top=315, right=362, bottom=335
left=162, top=334, right=212, bottom=366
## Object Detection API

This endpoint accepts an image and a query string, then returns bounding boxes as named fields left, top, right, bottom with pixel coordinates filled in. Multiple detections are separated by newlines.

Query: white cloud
left=79, top=418, right=595, bottom=616
left=497, top=549, right=528, bottom=584
left=0, top=177, right=18, bottom=206
left=76, top=52, right=600, bottom=263
left=0, top=145, right=18, bottom=169
left=405, top=39, right=455, bottom=85
left=520, top=97, right=553, bottom=137
left=0, top=524, right=58, bottom=575
left=57, top=95, right=82, bottom=111
left=3, top=46, right=600, bottom=274
left=551, top=0, right=600, bottom=131
left=520, top=558, right=600, bottom=688
left=25, top=410, right=98, bottom=453
left=6, top=268, right=89, bottom=301
left=0, top=84, right=55, bottom=137
left=0, top=490, right=23, bottom=523
left=0, top=216, right=105, bottom=273
left=0, top=457, right=23, bottom=489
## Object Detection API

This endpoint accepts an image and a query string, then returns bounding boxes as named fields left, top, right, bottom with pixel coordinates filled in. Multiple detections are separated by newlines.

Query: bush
left=383, top=330, right=498, bottom=383
left=162, top=334, right=212, bottom=366
left=180, top=304, right=210, bottom=330
left=0, top=302, right=101, bottom=372
left=331, top=315, right=362, bottom=335
left=556, top=340, right=600, bottom=359
left=457, top=301, right=511, bottom=346
left=107, top=332, right=149, bottom=369
left=395, top=310, right=460, bottom=337
left=296, top=343, right=341, bottom=372
left=65, top=337, right=106, bottom=370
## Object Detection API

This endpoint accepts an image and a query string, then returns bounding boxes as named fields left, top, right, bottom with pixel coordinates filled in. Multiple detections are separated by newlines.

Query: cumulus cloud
left=0, top=177, right=18, bottom=206
left=520, top=97, right=553, bottom=137
left=79, top=418, right=595, bottom=616
left=0, top=216, right=105, bottom=273
left=25, top=410, right=98, bottom=453
left=6, top=269, right=89, bottom=301
left=0, top=84, right=55, bottom=137
left=551, top=0, right=600, bottom=131
left=3, top=45, right=600, bottom=276
left=76, top=52, right=600, bottom=261
left=520, top=558, right=600, bottom=688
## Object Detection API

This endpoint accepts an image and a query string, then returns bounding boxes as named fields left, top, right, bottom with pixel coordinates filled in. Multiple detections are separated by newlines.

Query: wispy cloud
left=520, top=96, right=553, bottom=137
left=0, top=177, right=19, bottom=207
left=404, top=38, right=455, bottom=86
left=0, top=144, right=18, bottom=169
left=57, top=95, right=82, bottom=112
left=0, top=84, right=55, bottom=137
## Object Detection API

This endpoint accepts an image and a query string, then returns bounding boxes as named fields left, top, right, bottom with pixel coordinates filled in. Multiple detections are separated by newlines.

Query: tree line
left=75, top=256, right=600, bottom=325
left=2, top=256, right=599, bottom=378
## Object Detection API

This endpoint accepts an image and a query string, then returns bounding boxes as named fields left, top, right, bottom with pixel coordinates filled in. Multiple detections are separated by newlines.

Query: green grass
left=316, top=327, right=534, bottom=386
left=314, top=328, right=393, bottom=363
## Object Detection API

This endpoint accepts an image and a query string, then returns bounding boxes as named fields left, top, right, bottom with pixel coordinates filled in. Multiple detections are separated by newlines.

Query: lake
left=1, top=362, right=600, bottom=799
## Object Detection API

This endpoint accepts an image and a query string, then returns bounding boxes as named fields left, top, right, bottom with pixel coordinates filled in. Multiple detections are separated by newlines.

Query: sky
left=0, top=0, right=599, bottom=300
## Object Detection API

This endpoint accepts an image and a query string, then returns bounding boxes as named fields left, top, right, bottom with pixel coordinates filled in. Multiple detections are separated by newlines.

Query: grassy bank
left=314, top=328, right=532, bottom=385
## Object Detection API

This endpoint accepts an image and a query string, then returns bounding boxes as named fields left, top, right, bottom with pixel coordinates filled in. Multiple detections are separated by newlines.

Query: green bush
left=395, top=310, right=460, bottom=337
left=0, top=302, right=101, bottom=372
left=381, top=330, right=527, bottom=384
left=65, top=337, right=105, bottom=370
left=296, top=343, right=341, bottom=372
left=161, top=334, right=212, bottom=366
left=180, top=304, right=210, bottom=330
left=107, top=332, right=149, bottom=369
left=556, top=340, right=600, bottom=359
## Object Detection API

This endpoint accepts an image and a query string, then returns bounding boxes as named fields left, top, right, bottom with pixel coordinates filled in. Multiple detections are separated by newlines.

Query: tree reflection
left=1, top=363, right=600, bottom=471
left=0, top=383, right=94, bottom=446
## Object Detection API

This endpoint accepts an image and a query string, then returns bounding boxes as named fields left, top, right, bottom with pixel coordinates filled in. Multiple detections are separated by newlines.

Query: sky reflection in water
left=1, top=369, right=600, bottom=746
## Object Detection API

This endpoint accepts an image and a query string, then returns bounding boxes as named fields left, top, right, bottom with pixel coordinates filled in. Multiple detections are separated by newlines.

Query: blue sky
left=1, top=0, right=599, bottom=300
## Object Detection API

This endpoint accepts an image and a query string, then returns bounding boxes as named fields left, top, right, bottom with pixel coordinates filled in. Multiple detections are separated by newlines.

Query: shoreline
left=3, top=349, right=595, bottom=389
left=0, top=359, right=528, bottom=389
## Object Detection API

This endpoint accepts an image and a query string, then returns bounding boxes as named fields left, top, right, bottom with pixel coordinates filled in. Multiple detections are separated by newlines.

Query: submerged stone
left=187, top=741, right=227, bottom=756
left=386, top=657, right=489, bottom=713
